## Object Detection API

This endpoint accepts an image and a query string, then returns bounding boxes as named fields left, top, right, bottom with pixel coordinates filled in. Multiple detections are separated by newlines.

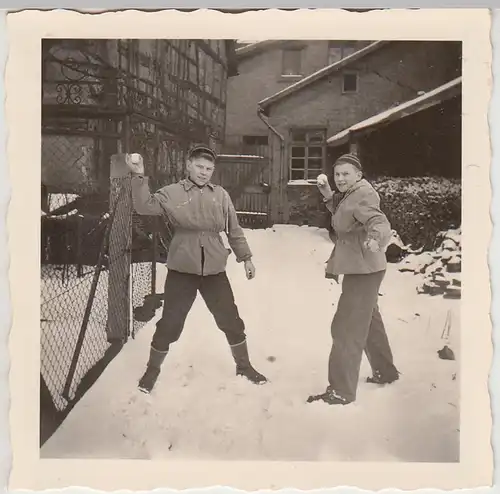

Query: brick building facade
left=225, top=40, right=371, bottom=155
left=256, top=40, right=462, bottom=224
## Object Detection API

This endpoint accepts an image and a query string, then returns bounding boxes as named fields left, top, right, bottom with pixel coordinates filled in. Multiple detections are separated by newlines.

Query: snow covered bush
left=399, top=227, right=461, bottom=298
left=371, top=177, right=461, bottom=250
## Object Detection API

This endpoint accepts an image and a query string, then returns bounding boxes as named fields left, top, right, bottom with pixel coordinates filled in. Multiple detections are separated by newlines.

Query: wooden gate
left=213, top=154, right=272, bottom=228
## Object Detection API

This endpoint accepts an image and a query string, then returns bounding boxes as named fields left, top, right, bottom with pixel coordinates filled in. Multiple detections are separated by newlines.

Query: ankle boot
left=230, top=340, right=267, bottom=385
left=307, top=388, right=352, bottom=406
left=366, top=368, right=400, bottom=385
left=138, top=346, right=168, bottom=394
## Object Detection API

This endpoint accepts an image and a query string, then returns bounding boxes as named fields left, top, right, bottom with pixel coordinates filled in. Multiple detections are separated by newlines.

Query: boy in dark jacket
left=128, top=145, right=267, bottom=394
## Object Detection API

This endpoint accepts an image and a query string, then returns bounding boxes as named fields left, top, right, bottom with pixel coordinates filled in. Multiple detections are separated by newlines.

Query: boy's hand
left=316, top=174, right=333, bottom=198
left=126, top=153, right=145, bottom=175
left=364, top=238, right=380, bottom=252
left=244, top=260, right=256, bottom=280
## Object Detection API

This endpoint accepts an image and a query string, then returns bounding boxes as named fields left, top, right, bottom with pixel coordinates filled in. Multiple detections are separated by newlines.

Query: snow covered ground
left=41, top=225, right=460, bottom=462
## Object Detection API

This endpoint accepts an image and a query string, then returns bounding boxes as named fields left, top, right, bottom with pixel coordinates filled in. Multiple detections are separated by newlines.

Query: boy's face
left=334, top=162, right=362, bottom=192
left=187, top=155, right=215, bottom=186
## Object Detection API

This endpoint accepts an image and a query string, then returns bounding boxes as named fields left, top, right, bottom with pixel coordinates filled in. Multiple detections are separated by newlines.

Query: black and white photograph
left=5, top=8, right=493, bottom=492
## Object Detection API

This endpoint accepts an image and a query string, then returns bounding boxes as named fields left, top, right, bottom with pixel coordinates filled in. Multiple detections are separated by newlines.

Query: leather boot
left=138, top=346, right=168, bottom=394
left=307, top=388, right=351, bottom=405
left=230, top=340, right=267, bottom=385
left=366, top=368, right=400, bottom=385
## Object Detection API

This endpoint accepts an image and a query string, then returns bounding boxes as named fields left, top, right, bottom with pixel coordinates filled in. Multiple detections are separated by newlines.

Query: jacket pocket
left=216, top=235, right=232, bottom=256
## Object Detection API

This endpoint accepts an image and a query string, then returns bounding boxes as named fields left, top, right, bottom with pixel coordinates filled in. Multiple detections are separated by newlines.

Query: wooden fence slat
left=213, top=155, right=272, bottom=228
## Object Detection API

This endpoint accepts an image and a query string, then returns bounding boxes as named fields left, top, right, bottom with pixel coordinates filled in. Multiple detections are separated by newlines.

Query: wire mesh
left=40, top=194, right=111, bottom=410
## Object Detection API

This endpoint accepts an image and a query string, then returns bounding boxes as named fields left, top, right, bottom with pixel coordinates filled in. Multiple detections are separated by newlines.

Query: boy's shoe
left=138, top=365, right=161, bottom=394
left=236, top=364, right=268, bottom=385
left=307, top=389, right=351, bottom=405
left=230, top=340, right=268, bottom=385
left=366, top=369, right=400, bottom=385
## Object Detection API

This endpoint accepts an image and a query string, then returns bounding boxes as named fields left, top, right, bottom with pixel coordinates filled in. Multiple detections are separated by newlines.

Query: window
left=243, top=135, right=268, bottom=146
left=242, top=135, right=269, bottom=156
left=282, top=49, right=302, bottom=76
left=328, top=44, right=359, bottom=65
left=342, top=72, right=358, bottom=93
left=289, top=129, right=326, bottom=181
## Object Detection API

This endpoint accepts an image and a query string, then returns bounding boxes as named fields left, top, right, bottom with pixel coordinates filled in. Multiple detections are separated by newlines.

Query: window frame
left=289, top=128, right=327, bottom=182
left=342, top=71, right=359, bottom=94
left=327, top=43, right=358, bottom=65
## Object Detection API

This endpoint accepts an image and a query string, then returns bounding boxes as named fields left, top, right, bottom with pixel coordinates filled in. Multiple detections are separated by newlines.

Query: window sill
left=288, top=179, right=318, bottom=186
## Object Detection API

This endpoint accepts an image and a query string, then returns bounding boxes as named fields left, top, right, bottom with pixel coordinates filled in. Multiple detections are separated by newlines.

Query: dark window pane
left=308, top=146, right=323, bottom=158
left=307, top=168, right=322, bottom=180
left=291, top=131, right=307, bottom=142
left=291, top=146, right=306, bottom=158
left=291, top=158, right=305, bottom=169
left=243, top=135, right=268, bottom=146
left=308, top=158, right=323, bottom=169
left=291, top=169, right=305, bottom=180
left=343, top=73, right=358, bottom=92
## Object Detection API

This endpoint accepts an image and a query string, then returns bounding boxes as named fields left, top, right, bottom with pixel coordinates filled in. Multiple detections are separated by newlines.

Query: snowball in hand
left=317, top=174, right=328, bottom=186
left=129, top=153, right=142, bottom=164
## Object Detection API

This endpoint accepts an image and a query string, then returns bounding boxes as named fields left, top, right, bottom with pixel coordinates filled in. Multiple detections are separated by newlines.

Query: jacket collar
left=346, top=178, right=370, bottom=195
left=181, top=178, right=216, bottom=191
left=336, top=179, right=372, bottom=210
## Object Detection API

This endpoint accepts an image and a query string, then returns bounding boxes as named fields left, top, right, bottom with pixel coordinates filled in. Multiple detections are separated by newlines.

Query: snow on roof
left=327, top=76, right=462, bottom=146
left=258, top=40, right=390, bottom=110
left=235, top=40, right=281, bottom=58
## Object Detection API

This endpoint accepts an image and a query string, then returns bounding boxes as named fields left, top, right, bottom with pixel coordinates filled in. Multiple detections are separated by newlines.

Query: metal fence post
left=62, top=216, right=112, bottom=401
left=106, top=151, right=132, bottom=343
left=151, top=128, right=160, bottom=296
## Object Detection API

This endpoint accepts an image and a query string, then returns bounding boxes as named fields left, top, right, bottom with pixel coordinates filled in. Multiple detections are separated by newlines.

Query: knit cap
left=333, top=153, right=362, bottom=172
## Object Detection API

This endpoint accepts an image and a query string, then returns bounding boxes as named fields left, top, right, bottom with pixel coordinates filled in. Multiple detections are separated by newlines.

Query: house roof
left=235, top=40, right=283, bottom=59
left=258, top=40, right=391, bottom=112
left=326, top=76, right=462, bottom=147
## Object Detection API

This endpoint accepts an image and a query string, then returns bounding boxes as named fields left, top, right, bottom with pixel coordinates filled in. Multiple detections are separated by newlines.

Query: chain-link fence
left=40, top=207, right=110, bottom=411
left=40, top=136, right=164, bottom=444
left=41, top=132, right=109, bottom=413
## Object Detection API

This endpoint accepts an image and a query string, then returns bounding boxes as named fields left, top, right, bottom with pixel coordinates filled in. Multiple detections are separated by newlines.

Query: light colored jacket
left=324, top=179, right=391, bottom=276
left=131, top=176, right=252, bottom=276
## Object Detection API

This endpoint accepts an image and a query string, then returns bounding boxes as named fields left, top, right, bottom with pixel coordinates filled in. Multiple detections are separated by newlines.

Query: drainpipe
left=257, top=106, right=285, bottom=223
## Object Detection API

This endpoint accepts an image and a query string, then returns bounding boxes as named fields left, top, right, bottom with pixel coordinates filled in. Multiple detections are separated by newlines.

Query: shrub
left=371, top=176, right=461, bottom=250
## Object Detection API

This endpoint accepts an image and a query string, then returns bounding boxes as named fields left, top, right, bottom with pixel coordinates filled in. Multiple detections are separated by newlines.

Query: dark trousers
left=328, top=270, right=398, bottom=401
left=151, top=270, right=247, bottom=352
